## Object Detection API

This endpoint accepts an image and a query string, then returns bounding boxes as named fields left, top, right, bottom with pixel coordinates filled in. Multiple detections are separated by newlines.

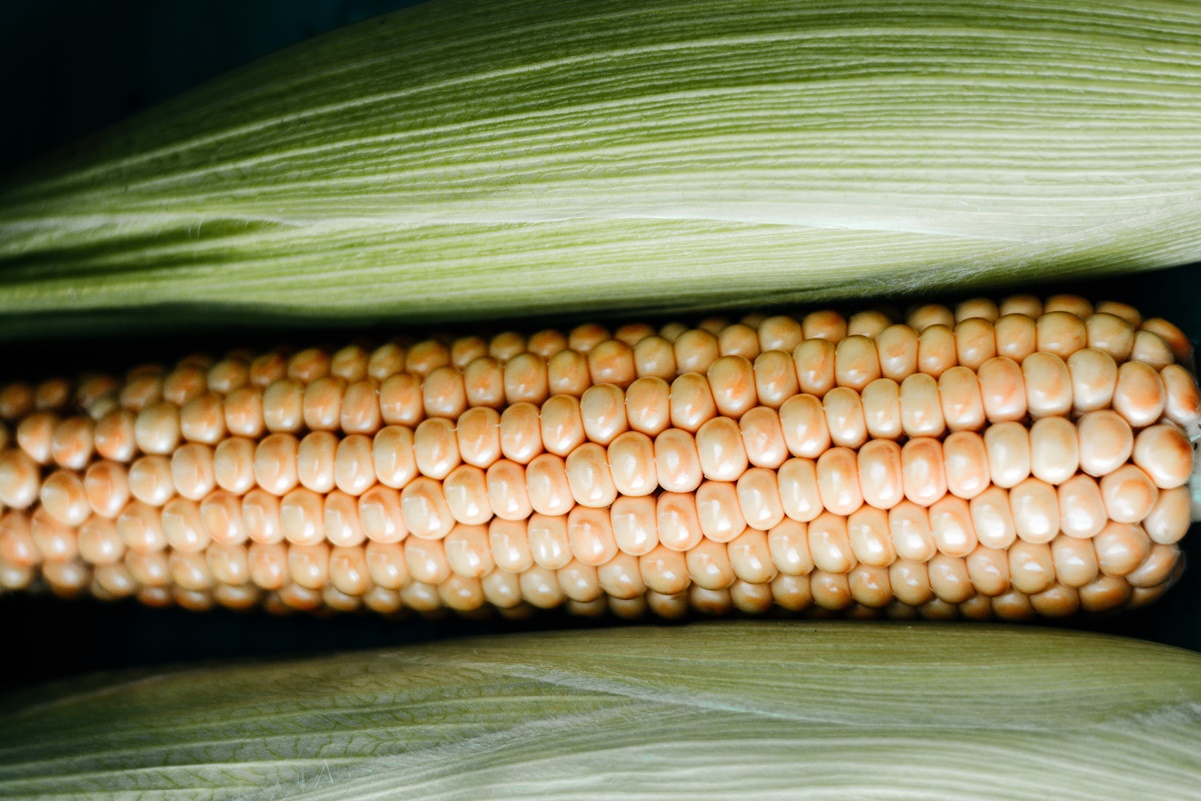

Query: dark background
left=1, top=0, right=1198, bottom=693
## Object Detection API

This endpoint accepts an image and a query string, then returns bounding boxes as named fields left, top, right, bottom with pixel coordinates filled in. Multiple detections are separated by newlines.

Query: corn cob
left=0, top=294, right=1195, bottom=622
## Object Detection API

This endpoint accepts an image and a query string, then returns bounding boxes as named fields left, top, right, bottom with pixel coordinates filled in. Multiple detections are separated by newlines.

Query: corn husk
left=1, top=621, right=1200, bottom=800
left=2, top=0, right=1201, bottom=338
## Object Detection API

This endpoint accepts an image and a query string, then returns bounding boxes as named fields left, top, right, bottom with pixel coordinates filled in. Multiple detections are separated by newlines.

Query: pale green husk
left=2, top=0, right=1201, bottom=337
left=1, top=622, right=1200, bottom=800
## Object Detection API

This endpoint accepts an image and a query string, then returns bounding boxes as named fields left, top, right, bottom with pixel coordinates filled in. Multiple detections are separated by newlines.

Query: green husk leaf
left=3, top=0, right=1201, bottom=337
left=2, top=621, right=1200, bottom=800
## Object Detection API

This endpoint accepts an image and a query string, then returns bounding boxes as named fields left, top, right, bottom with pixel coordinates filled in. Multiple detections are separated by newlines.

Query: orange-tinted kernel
left=917, top=324, right=956, bottom=378
left=39, top=469, right=89, bottom=526
left=224, top=387, right=265, bottom=439
left=928, top=496, right=977, bottom=557
left=162, top=498, right=211, bottom=553
left=404, top=340, right=451, bottom=377
left=547, top=350, right=591, bottom=397
left=740, top=406, right=788, bottom=469
left=1141, top=318, right=1193, bottom=364
left=1036, top=311, right=1088, bottom=359
left=1067, top=348, right=1118, bottom=414
left=128, top=455, right=176, bottom=506
left=901, top=437, right=946, bottom=508
left=779, top=394, right=830, bottom=459
left=423, top=366, right=467, bottom=420
left=262, top=379, right=304, bottom=433
left=325, top=490, right=365, bottom=547
left=655, top=429, right=703, bottom=493
left=358, top=485, right=406, bottom=544
left=1132, top=330, right=1175, bottom=370
left=171, top=443, right=216, bottom=501
left=0, top=450, right=41, bottom=509
left=1022, top=351, right=1072, bottom=418
left=1132, top=424, right=1192, bottom=489
left=1099, top=464, right=1158, bottom=524
left=757, top=316, right=804, bottom=353
left=822, top=387, right=867, bottom=449
left=954, top=317, right=996, bottom=371
left=588, top=339, right=637, bottom=388
left=528, top=513, right=573, bottom=569
left=525, top=454, right=574, bottom=516
left=77, top=517, right=125, bottom=566
left=50, top=416, right=94, bottom=470
left=487, top=459, right=534, bottom=520
left=179, top=393, right=226, bottom=445
left=120, top=373, right=164, bottom=412
left=489, top=403, right=538, bottom=465
left=1085, top=313, right=1135, bottom=362
left=1112, top=361, right=1165, bottom=428
left=1051, top=535, right=1098, bottom=588
left=625, top=377, right=671, bottom=437
left=875, top=324, right=919, bottom=382
left=302, top=376, right=346, bottom=431
left=753, top=350, right=799, bottom=409
left=808, top=512, right=856, bottom=574
left=540, top=395, right=586, bottom=456
left=254, top=433, right=300, bottom=496
left=737, top=467, right=785, bottom=531
left=413, top=418, right=461, bottom=480
left=848, top=309, right=894, bottom=338
left=816, top=447, right=862, bottom=516
left=970, top=486, right=1016, bottom=550
left=938, top=367, right=985, bottom=432
left=860, top=379, right=902, bottom=440
left=580, top=383, right=629, bottom=445
left=942, top=431, right=990, bottom=500
left=965, top=544, right=1010, bottom=596
left=341, top=380, right=382, bottom=435
left=656, top=492, right=703, bottom=552
left=610, top=495, right=659, bottom=556
left=771, top=453, right=823, bottom=525
left=899, top=373, right=945, bottom=439
left=794, top=338, right=836, bottom=398
left=803, top=310, right=848, bottom=342
left=994, top=313, right=1038, bottom=362
left=856, top=439, right=904, bottom=510
left=1028, top=416, right=1079, bottom=486
left=907, top=304, right=954, bottom=332
left=695, top=417, right=748, bottom=482
left=400, top=477, right=454, bottom=540
left=608, top=431, right=658, bottom=496
left=695, top=481, right=746, bottom=542
left=1143, top=486, right=1190, bottom=545
left=834, top=336, right=881, bottom=391
left=1009, top=477, right=1060, bottom=544
left=17, top=411, right=59, bottom=464
left=248, top=352, right=288, bottom=388
left=568, top=505, right=618, bottom=566
left=489, top=518, right=533, bottom=573
left=633, top=336, right=677, bottom=380
left=379, top=373, right=424, bottom=426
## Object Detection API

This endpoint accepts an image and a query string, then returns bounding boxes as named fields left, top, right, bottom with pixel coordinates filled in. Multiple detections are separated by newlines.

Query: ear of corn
left=1, top=621, right=1200, bottom=800
left=1, top=295, right=1194, bottom=621
left=3, top=0, right=1201, bottom=337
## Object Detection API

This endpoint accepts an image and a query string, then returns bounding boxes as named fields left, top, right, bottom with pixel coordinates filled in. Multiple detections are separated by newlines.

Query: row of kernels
left=1, top=556, right=1168, bottom=620
left=911, top=295, right=1189, bottom=357
left=1, top=530, right=1177, bottom=620
left=6, top=463, right=1186, bottom=600
left=3, top=299, right=1187, bottom=426
left=5, top=501, right=1180, bottom=599
left=6, top=344, right=1189, bottom=486
left=6, top=415, right=1191, bottom=552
